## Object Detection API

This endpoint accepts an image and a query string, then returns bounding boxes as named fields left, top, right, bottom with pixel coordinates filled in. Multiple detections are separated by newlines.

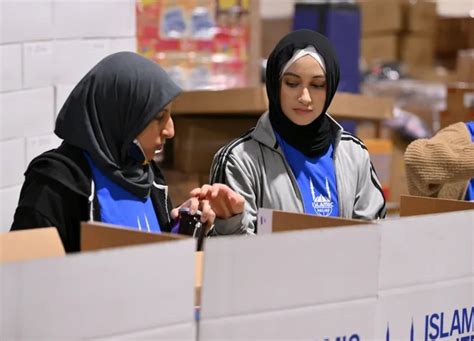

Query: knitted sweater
left=404, top=122, right=474, bottom=200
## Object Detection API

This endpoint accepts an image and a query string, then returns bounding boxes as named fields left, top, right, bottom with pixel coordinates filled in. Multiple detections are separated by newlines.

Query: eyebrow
left=283, top=72, right=325, bottom=79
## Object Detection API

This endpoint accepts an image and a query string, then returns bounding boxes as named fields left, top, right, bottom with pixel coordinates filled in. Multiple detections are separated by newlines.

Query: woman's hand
left=171, top=197, right=216, bottom=230
left=190, top=183, right=245, bottom=219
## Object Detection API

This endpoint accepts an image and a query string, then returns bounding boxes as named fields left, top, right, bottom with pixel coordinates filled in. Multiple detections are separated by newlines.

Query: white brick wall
left=0, top=44, right=22, bottom=92
left=0, top=0, right=136, bottom=229
left=0, top=186, right=21, bottom=232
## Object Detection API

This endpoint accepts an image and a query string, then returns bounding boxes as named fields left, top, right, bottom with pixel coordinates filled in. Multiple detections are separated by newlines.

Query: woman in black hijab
left=11, top=52, right=244, bottom=252
left=206, top=30, right=386, bottom=235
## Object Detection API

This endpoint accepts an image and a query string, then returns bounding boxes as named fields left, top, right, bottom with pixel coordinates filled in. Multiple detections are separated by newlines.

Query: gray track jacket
left=210, top=112, right=386, bottom=235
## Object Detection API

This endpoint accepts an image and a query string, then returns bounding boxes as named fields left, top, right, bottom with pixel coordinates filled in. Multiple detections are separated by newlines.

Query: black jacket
left=11, top=143, right=174, bottom=253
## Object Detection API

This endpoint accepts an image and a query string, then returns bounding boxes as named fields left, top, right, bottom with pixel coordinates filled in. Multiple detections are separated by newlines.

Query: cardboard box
left=358, top=0, right=401, bottom=34
left=1, top=232, right=197, bottom=339
left=80, top=222, right=203, bottom=306
left=375, top=279, right=472, bottom=340
left=173, top=87, right=268, bottom=115
left=199, top=225, right=379, bottom=339
left=400, top=34, right=434, bottom=67
left=435, top=16, right=469, bottom=56
left=0, top=44, right=22, bottom=92
left=23, top=41, right=54, bottom=89
left=172, top=87, right=265, bottom=173
left=400, top=195, right=474, bottom=217
left=257, top=208, right=370, bottom=235
left=0, top=228, right=65, bottom=263
left=375, top=211, right=472, bottom=340
left=378, top=210, right=473, bottom=289
left=81, top=221, right=187, bottom=251
left=442, top=82, right=474, bottom=128
left=361, top=34, right=398, bottom=65
left=161, top=168, right=206, bottom=206
left=456, top=49, right=474, bottom=83
left=262, top=17, right=292, bottom=58
left=329, top=92, right=394, bottom=121
left=172, top=115, right=259, bottom=173
left=401, top=0, right=437, bottom=34
left=171, top=88, right=394, bottom=172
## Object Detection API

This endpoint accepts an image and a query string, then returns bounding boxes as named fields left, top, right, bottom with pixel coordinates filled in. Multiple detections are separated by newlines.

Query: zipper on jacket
left=153, top=182, right=171, bottom=225
left=273, top=145, right=305, bottom=211
left=88, top=179, right=95, bottom=221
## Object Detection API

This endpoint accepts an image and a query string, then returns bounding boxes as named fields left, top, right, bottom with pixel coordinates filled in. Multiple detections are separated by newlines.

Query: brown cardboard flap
left=269, top=210, right=371, bottom=233
left=81, top=222, right=188, bottom=251
left=173, top=87, right=268, bottom=115
left=400, top=195, right=474, bottom=217
left=173, top=87, right=393, bottom=121
left=195, top=251, right=203, bottom=306
left=329, top=92, right=394, bottom=120
left=0, top=227, right=65, bottom=263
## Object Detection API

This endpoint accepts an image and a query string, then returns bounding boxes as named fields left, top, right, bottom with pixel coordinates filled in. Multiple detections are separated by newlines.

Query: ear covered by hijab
left=266, top=29, right=340, bottom=157
left=55, top=51, right=182, bottom=198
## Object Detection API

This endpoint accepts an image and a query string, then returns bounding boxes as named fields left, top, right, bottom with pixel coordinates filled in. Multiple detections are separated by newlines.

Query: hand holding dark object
left=190, top=183, right=245, bottom=219
left=177, top=208, right=208, bottom=251
left=171, top=197, right=216, bottom=227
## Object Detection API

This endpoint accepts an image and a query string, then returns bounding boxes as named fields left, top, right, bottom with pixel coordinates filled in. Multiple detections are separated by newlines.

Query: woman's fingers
left=170, top=207, right=179, bottom=220
left=186, top=183, right=244, bottom=219
left=199, top=200, right=216, bottom=226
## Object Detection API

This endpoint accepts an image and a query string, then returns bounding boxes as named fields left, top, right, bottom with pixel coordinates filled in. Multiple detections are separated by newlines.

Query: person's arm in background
left=11, top=173, right=85, bottom=252
left=404, top=122, right=474, bottom=198
left=194, top=151, right=256, bottom=235
left=353, top=147, right=387, bottom=220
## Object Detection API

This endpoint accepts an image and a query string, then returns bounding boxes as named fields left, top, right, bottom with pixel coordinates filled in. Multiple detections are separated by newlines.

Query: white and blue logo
left=310, top=177, right=334, bottom=216
left=386, top=306, right=474, bottom=341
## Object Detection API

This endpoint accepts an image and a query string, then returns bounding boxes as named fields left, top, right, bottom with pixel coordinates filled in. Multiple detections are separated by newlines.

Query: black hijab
left=266, top=29, right=340, bottom=157
left=55, top=51, right=182, bottom=198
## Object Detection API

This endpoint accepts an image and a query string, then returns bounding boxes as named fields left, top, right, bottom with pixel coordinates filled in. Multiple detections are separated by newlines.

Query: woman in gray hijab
left=11, top=52, right=243, bottom=252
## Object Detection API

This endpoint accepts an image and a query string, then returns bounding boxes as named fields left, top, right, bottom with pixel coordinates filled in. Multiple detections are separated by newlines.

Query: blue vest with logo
left=84, top=153, right=161, bottom=232
left=464, top=121, right=474, bottom=201
left=276, top=134, right=339, bottom=217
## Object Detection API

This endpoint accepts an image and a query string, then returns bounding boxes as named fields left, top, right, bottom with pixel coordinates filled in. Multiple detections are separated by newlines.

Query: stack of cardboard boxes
left=359, top=0, right=401, bottom=66
left=436, top=16, right=474, bottom=69
left=399, top=0, right=437, bottom=69
left=359, top=0, right=437, bottom=70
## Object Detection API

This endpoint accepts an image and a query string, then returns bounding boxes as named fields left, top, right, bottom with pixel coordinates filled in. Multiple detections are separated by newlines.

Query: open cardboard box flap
left=80, top=221, right=187, bottom=251
left=400, top=195, right=474, bottom=217
left=81, top=221, right=204, bottom=305
left=0, top=227, right=65, bottom=263
left=257, top=208, right=372, bottom=234
left=173, top=87, right=393, bottom=121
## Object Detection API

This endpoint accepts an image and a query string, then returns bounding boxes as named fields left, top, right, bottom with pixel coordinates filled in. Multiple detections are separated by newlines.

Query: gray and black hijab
left=55, top=51, right=182, bottom=198
left=266, top=29, right=340, bottom=157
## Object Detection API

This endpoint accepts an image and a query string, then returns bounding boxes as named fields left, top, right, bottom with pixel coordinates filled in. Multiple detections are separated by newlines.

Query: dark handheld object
left=178, top=208, right=205, bottom=251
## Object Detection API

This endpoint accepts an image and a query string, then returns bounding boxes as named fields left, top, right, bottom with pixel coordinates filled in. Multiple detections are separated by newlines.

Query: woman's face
left=136, top=102, right=174, bottom=161
left=279, top=55, right=327, bottom=126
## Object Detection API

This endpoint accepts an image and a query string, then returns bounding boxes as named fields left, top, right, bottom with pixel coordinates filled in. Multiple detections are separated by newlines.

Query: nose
left=298, top=87, right=312, bottom=106
left=162, top=117, right=175, bottom=139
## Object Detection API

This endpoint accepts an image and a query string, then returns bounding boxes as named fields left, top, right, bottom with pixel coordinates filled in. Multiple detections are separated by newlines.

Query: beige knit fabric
left=404, top=122, right=474, bottom=199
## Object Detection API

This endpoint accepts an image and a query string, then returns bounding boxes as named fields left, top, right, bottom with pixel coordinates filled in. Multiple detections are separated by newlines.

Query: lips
left=154, top=144, right=163, bottom=154
left=293, top=108, right=313, bottom=115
